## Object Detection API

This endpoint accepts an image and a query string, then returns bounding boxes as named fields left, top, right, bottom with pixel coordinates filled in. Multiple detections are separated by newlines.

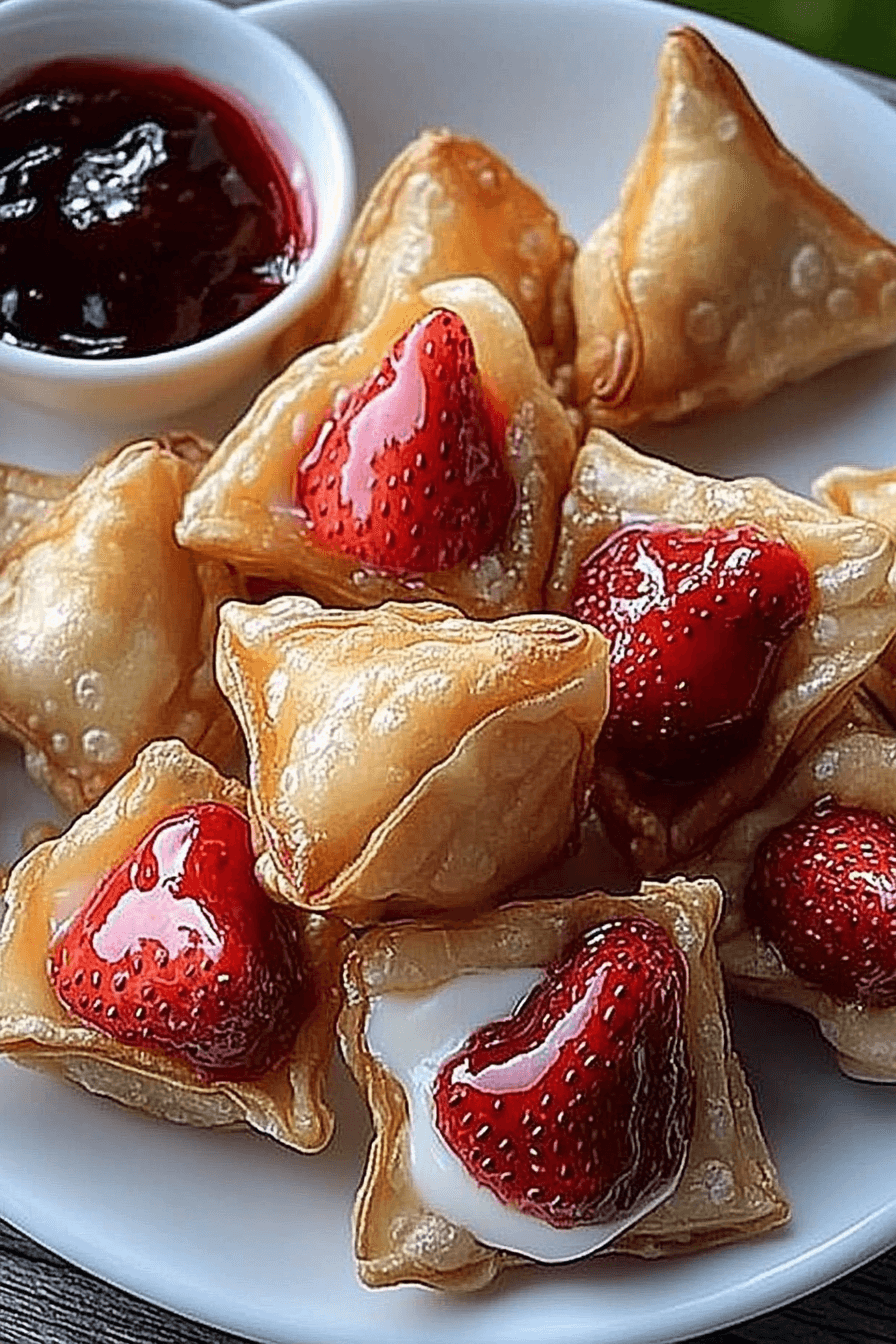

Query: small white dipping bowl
left=0, top=0, right=355, bottom=422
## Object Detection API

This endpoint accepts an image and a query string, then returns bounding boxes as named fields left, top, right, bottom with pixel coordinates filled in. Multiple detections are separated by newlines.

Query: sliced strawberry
left=47, top=802, right=306, bottom=1081
left=567, top=522, right=811, bottom=782
left=433, top=916, right=692, bottom=1229
left=747, top=797, right=896, bottom=1006
left=295, top=308, right=515, bottom=574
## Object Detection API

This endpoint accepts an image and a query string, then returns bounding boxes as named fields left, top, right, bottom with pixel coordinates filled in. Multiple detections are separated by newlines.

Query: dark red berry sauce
left=0, top=59, right=312, bottom=359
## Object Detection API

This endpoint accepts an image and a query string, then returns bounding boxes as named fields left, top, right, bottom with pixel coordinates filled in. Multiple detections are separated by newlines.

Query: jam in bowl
left=0, top=58, right=315, bottom=360
left=0, top=0, right=355, bottom=422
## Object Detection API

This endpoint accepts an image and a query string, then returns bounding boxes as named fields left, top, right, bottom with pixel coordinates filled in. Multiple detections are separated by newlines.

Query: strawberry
left=567, top=522, right=811, bottom=782
left=295, top=308, right=515, bottom=574
left=47, top=802, right=306, bottom=1081
left=433, top=916, right=692, bottom=1229
left=747, top=797, right=896, bottom=1006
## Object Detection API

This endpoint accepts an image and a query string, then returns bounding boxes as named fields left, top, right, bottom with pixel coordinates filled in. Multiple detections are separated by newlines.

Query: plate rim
left=2, top=1, right=896, bottom=1341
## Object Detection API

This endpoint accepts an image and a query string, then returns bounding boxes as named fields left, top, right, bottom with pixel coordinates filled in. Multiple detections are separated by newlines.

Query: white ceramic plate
left=2, top=2, right=896, bottom=1342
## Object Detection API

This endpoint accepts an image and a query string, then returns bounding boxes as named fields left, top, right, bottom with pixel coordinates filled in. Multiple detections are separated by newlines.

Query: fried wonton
left=0, top=462, right=79, bottom=553
left=0, top=435, right=242, bottom=814
left=216, top=597, right=609, bottom=922
left=177, top=277, right=576, bottom=620
left=814, top=462, right=896, bottom=721
left=547, top=432, right=896, bottom=874
left=339, top=879, right=789, bottom=1291
left=573, top=27, right=896, bottom=428
left=0, top=739, right=347, bottom=1150
left=701, top=693, right=896, bottom=1082
left=327, top=130, right=577, bottom=390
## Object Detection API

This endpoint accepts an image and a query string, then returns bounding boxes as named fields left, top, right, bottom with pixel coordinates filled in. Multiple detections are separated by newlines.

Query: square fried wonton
left=0, top=739, right=346, bottom=1151
left=548, top=433, right=896, bottom=873
left=339, top=879, right=788, bottom=1290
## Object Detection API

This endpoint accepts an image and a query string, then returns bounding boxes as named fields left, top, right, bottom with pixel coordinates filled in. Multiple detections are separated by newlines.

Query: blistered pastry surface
left=0, top=435, right=241, bottom=813
left=547, top=432, right=896, bottom=872
left=700, top=695, right=896, bottom=1082
left=216, top=597, right=609, bottom=919
left=0, top=739, right=347, bottom=1152
left=339, top=880, right=789, bottom=1290
left=813, top=462, right=896, bottom=534
left=573, top=28, right=896, bottom=428
left=176, top=277, right=576, bottom=620
left=328, top=129, right=576, bottom=387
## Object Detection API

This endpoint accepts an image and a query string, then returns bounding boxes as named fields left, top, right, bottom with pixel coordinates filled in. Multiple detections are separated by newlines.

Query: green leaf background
left=667, top=1, right=896, bottom=79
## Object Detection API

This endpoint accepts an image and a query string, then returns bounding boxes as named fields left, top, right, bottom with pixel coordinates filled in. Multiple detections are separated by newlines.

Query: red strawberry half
left=295, top=307, right=516, bottom=575
left=48, top=802, right=306, bottom=1081
left=433, top=916, right=692, bottom=1229
left=747, top=796, right=896, bottom=1006
left=567, top=522, right=811, bottom=782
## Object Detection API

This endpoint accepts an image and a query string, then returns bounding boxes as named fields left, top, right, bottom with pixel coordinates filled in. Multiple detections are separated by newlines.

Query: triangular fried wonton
left=0, top=462, right=79, bottom=553
left=573, top=27, right=896, bottom=427
left=216, top=596, right=608, bottom=921
left=329, top=130, right=577, bottom=388
left=0, top=435, right=242, bottom=813
left=701, top=693, right=896, bottom=1082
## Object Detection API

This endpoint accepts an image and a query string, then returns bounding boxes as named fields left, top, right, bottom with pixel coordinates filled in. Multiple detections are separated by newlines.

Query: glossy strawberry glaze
left=0, top=59, right=310, bottom=357
left=568, top=522, right=812, bottom=782
left=295, top=308, right=515, bottom=574
left=747, top=797, right=896, bottom=1005
left=433, top=918, right=691, bottom=1230
left=87, top=813, right=223, bottom=964
left=366, top=969, right=616, bottom=1261
left=366, top=950, right=691, bottom=1261
left=48, top=803, right=306, bottom=1080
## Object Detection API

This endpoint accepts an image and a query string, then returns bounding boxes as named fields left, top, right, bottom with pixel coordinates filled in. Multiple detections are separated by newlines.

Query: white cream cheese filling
left=366, top=967, right=685, bottom=1262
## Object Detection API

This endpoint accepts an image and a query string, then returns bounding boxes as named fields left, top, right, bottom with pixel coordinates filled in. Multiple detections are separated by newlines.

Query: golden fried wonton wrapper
left=0, top=739, right=347, bottom=1151
left=573, top=27, right=896, bottom=428
left=328, top=129, right=577, bottom=389
left=813, top=462, right=896, bottom=721
left=0, top=461, right=79, bottom=553
left=216, top=597, right=609, bottom=921
left=0, top=435, right=242, bottom=814
left=813, top=464, right=896, bottom=532
left=176, top=277, right=576, bottom=621
left=339, top=878, right=789, bottom=1291
left=547, top=432, right=896, bottom=874
left=699, top=693, right=896, bottom=1082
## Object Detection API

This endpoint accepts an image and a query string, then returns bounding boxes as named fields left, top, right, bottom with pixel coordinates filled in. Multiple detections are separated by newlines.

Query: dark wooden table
left=1, top=1207, right=894, bottom=1344
left=1, top=38, right=896, bottom=1344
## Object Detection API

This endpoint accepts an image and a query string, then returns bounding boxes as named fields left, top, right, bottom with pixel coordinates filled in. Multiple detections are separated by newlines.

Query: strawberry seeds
left=47, top=802, right=307, bottom=1081
left=433, top=917, right=692, bottom=1228
left=747, top=797, right=896, bottom=1006
left=295, top=309, right=516, bottom=575
left=568, top=522, right=812, bottom=782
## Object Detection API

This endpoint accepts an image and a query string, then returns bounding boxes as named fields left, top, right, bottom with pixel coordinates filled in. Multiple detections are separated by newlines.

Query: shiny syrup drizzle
left=295, top=309, right=513, bottom=575
left=48, top=802, right=306, bottom=1080
left=300, top=315, right=434, bottom=525
left=90, top=811, right=224, bottom=967
left=0, top=59, right=311, bottom=358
